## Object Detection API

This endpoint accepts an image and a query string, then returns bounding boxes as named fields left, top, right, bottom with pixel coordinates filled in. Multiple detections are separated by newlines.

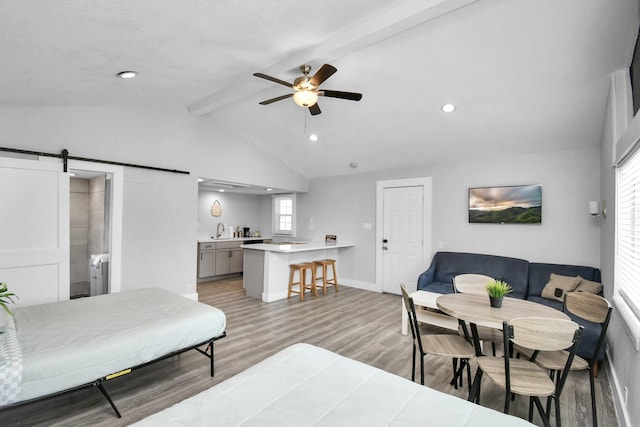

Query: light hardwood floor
left=0, top=278, right=619, bottom=426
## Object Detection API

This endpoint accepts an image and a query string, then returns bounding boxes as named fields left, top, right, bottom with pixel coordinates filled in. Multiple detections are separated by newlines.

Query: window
left=272, top=194, right=296, bottom=236
left=615, top=147, right=640, bottom=350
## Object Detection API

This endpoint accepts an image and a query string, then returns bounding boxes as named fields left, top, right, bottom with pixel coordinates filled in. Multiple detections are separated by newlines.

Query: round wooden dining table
left=437, top=293, right=570, bottom=402
left=437, top=293, right=570, bottom=357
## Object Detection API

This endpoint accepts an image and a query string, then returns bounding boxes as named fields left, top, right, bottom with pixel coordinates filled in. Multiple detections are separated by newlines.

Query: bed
left=0, top=287, right=226, bottom=417
left=132, top=343, right=534, bottom=426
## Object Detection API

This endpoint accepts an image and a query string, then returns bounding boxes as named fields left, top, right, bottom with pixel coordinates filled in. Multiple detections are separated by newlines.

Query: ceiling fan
left=253, top=64, right=362, bottom=115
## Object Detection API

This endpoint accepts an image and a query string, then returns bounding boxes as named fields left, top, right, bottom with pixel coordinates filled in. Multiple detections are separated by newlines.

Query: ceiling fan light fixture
left=293, top=90, right=318, bottom=107
left=117, top=71, right=137, bottom=79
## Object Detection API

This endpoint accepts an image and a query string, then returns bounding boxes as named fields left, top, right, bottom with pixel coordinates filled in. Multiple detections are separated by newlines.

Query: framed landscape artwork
left=468, top=184, right=542, bottom=224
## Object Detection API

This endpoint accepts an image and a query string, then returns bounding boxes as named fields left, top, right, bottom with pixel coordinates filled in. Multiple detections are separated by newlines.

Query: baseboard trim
left=605, top=348, right=631, bottom=427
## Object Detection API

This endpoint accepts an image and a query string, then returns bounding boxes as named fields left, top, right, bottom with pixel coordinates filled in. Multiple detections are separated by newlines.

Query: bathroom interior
left=69, top=172, right=112, bottom=298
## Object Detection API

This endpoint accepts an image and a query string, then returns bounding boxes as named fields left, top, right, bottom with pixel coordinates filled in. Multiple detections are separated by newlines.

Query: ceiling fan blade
left=253, top=73, right=294, bottom=88
left=321, top=90, right=363, bottom=101
left=309, top=64, right=337, bottom=88
left=309, top=103, right=321, bottom=115
left=259, top=93, right=293, bottom=105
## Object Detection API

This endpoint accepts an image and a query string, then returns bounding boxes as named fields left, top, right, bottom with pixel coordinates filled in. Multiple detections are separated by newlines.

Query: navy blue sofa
left=417, top=251, right=604, bottom=361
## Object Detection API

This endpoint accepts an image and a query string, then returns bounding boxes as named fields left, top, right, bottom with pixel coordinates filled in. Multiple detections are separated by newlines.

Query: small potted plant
left=485, top=279, right=512, bottom=308
left=0, top=282, right=17, bottom=316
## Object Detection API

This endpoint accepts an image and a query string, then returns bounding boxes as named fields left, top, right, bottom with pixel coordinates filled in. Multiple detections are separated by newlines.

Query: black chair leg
left=532, top=396, right=551, bottom=427
left=420, top=355, right=425, bottom=385
left=555, top=395, right=562, bottom=427
left=451, top=358, right=459, bottom=388
left=528, top=396, right=534, bottom=422
left=589, top=367, right=598, bottom=427
left=469, top=369, right=483, bottom=403
left=411, top=344, right=416, bottom=382
left=504, top=389, right=511, bottom=413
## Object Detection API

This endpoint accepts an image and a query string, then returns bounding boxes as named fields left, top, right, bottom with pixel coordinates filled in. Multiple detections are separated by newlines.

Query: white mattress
left=133, top=343, right=533, bottom=427
left=12, top=288, right=226, bottom=401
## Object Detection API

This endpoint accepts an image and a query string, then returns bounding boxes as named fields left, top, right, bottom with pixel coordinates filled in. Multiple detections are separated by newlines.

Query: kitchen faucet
left=215, top=222, right=225, bottom=238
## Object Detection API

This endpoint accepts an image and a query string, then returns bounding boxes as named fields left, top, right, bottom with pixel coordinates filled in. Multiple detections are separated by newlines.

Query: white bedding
left=133, top=343, right=533, bottom=427
left=11, top=288, right=226, bottom=402
left=0, top=310, right=22, bottom=406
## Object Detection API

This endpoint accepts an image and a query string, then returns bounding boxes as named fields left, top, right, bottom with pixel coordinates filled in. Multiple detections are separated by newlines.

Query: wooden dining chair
left=470, top=317, right=583, bottom=427
left=400, top=283, right=475, bottom=389
left=453, top=274, right=502, bottom=356
left=514, top=292, right=612, bottom=427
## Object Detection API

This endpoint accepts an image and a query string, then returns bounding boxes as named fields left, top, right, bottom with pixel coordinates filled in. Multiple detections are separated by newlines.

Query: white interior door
left=0, top=156, right=70, bottom=306
left=382, top=186, right=423, bottom=294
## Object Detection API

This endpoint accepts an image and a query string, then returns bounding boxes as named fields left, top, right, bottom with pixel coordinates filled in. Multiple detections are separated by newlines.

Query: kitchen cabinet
left=215, top=241, right=244, bottom=275
left=198, top=243, right=216, bottom=278
left=198, top=240, right=244, bottom=279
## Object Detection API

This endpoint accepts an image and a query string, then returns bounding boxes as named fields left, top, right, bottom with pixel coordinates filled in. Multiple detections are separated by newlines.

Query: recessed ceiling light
left=218, top=189, right=225, bottom=192
left=266, top=188, right=273, bottom=191
left=69, top=173, right=77, bottom=177
left=197, top=178, right=204, bottom=182
left=117, top=71, right=137, bottom=79
left=441, top=103, right=456, bottom=113
left=309, top=134, right=318, bottom=142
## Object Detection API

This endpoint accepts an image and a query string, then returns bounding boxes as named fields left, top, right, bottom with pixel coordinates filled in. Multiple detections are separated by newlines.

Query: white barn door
left=0, top=157, right=70, bottom=306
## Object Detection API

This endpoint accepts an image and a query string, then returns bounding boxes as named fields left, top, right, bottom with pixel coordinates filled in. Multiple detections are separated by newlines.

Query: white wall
left=0, top=106, right=308, bottom=296
left=298, top=146, right=601, bottom=288
left=599, top=70, right=640, bottom=427
left=197, top=190, right=264, bottom=240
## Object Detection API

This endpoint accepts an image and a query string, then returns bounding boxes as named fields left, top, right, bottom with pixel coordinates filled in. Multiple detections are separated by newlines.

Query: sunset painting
left=468, top=185, right=542, bottom=224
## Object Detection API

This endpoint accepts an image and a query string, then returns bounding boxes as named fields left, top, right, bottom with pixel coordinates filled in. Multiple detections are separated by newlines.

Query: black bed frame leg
left=96, top=382, right=122, bottom=418
left=210, top=340, right=215, bottom=377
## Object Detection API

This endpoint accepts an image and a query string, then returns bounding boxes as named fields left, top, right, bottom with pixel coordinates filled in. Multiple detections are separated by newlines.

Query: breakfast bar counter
left=241, top=242, right=353, bottom=302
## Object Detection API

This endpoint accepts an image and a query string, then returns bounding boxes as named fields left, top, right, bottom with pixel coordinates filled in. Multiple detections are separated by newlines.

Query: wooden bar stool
left=287, top=262, right=318, bottom=301
left=313, top=259, right=339, bottom=294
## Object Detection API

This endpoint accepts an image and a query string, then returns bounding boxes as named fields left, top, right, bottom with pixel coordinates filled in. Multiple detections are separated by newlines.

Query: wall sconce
left=589, top=200, right=606, bottom=218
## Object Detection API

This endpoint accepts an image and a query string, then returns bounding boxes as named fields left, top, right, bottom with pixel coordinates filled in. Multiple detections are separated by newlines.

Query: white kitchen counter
left=198, top=237, right=265, bottom=243
left=240, top=242, right=353, bottom=252
left=242, top=242, right=354, bottom=302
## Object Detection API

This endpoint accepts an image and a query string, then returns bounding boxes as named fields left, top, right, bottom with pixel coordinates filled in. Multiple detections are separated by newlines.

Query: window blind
left=616, top=146, right=640, bottom=349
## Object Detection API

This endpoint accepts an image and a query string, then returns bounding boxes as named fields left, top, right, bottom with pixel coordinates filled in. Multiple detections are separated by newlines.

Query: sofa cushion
left=417, top=252, right=529, bottom=298
left=541, top=273, right=581, bottom=302
left=566, top=311, right=604, bottom=361
left=422, top=281, right=456, bottom=295
left=527, top=262, right=601, bottom=299
left=527, top=295, right=564, bottom=311
left=575, top=276, right=604, bottom=294
left=525, top=296, right=603, bottom=360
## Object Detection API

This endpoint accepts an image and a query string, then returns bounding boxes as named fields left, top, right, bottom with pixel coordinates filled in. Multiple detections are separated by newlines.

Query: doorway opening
left=68, top=160, right=123, bottom=298
left=69, top=172, right=111, bottom=298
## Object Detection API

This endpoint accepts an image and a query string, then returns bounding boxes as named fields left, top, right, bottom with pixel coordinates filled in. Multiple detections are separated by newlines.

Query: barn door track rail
left=0, top=146, right=190, bottom=175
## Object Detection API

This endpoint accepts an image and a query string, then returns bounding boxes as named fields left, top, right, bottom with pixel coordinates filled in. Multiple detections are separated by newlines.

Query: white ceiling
left=1, top=0, right=638, bottom=179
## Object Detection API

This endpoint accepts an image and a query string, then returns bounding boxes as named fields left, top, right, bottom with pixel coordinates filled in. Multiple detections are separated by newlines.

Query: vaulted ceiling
left=1, top=0, right=638, bottom=178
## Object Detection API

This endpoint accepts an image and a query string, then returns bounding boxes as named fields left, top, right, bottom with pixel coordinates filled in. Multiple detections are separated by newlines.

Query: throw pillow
left=541, top=273, right=581, bottom=302
left=575, top=276, right=604, bottom=294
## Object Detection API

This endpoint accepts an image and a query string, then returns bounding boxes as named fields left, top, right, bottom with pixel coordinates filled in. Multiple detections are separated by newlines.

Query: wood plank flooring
left=0, top=278, right=619, bottom=426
